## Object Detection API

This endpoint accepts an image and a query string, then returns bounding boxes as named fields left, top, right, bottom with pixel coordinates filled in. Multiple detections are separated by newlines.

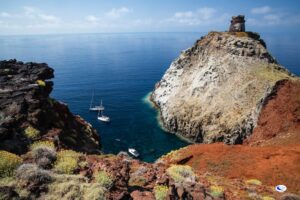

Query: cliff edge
left=151, top=31, right=295, bottom=144
left=0, top=59, right=100, bottom=154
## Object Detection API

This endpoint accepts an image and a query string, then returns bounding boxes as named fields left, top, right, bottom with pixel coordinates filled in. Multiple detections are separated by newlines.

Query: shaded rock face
left=229, top=15, right=245, bottom=32
left=151, top=32, right=294, bottom=144
left=0, top=59, right=100, bottom=154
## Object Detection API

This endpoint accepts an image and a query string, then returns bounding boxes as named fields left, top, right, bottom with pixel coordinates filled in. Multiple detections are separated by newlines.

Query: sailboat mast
left=90, top=91, right=94, bottom=109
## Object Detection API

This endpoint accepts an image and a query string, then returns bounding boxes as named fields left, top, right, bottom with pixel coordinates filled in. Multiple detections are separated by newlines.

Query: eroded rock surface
left=151, top=31, right=294, bottom=144
left=0, top=59, right=100, bottom=154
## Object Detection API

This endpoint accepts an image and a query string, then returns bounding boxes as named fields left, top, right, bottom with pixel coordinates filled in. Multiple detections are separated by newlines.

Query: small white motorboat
left=128, top=148, right=139, bottom=157
left=97, top=110, right=110, bottom=122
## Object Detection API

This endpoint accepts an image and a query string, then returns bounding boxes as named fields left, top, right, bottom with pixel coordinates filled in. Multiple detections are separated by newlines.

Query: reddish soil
left=165, top=143, right=300, bottom=193
left=245, top=79, right=300, bottom=146
left=163, top=80, right=300, bottom=195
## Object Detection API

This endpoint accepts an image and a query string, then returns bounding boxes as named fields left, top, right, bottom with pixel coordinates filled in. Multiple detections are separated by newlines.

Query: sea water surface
left=0, top=32, right=299, bottom=162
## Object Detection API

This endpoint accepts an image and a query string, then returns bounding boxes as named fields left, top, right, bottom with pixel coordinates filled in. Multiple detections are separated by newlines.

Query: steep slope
left=245, top=79, right=300, bottom=146
left=0, top=60, right=100, bottom=154
left=151, top=31, right=294, bottom=143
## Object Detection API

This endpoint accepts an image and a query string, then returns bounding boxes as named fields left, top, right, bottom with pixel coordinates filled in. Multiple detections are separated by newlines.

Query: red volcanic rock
left=245, top=79, right=300, bottom=146
left=130, top=191, right=155, bottom=200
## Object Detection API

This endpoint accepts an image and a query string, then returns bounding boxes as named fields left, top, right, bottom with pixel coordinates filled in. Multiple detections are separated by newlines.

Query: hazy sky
left=0, top=0, right=300, bottom=35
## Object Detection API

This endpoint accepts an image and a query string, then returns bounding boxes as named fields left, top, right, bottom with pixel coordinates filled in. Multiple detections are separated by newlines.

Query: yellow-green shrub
left=30, top=141, right=55, bottom=150
left=94, top=170, right=113, bottom=189
left=54, top=150, right=81, bottom=174
left=245, top=179, right=262, bottom=186
left=209, top=185, right=224, bottom=198
left=262, top=196, right=275, bottom=200
left=166, top=165, right=195, bottom=183
left=24, top=126, right=40, bottom=139
left=154, top=185, right=168, bottom=200
left=36, top=80, right=46, bottom=87
left=0, top=151, right=22, bottom=177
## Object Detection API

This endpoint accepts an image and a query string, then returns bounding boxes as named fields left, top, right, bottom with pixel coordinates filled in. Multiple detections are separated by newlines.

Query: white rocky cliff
left=151, top=28, right=294, bottom=144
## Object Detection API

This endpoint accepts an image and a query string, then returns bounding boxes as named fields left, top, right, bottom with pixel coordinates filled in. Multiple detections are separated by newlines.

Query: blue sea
left=0, top=32, right=299, bottom=162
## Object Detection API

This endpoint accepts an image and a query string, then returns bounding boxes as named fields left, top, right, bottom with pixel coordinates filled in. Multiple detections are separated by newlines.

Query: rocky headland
left=0, top=60, right=100, bottom=154
left=1, top=15, right=300, bottom=200
left=151, top=30, right=296, bottom=144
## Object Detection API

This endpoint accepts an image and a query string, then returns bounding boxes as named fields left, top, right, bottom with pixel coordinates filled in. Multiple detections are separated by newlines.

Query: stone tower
left=229, top=15, right=245, bottom=32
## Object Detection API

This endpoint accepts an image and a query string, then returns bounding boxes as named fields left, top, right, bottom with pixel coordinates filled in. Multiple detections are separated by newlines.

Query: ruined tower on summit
left=229, top=15, right=245, bottom=32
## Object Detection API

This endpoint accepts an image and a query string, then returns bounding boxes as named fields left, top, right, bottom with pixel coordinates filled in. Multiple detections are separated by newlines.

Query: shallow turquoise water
left=0, top=32, right=299, bottom=162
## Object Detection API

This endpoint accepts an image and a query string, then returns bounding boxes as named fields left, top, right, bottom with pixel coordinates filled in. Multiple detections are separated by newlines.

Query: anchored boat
left=89, top=92, right=104, bottom=111
left=97, top=110, right=110, bottom=122
left=128, top=148, right=139, bottom=157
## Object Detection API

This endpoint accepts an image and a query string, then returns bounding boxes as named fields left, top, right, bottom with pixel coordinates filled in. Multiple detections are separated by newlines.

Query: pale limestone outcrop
left=151, top=32, right=293, bottom=144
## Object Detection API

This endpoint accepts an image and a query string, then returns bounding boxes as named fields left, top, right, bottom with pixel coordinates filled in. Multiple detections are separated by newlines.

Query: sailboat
left=89, top=92, right=105, bottom=111
left=97, top=109, right=110, bottom=122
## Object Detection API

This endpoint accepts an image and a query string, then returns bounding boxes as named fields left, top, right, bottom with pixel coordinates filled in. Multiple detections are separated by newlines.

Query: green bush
left=30, top=141, right=55, bottom=151
left=209, top=185, right=224, bottom=198
left=0, top=151, right=22, bottom=178
left=24, top=126, right=40, bottom=139
left=94, top=170, right=113, bottom=189
left=54, top=150, right=81, bottom=174
left=36, top=80, right=46, bottom=87
left=166, top=165, right=195, bottom=183
left=154, top=185, right=169, bottom=200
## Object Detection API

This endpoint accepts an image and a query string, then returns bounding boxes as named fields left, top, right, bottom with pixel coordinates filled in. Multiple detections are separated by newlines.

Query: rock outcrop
left=151, top=31, right=295, bottom=144
left=0, top=59, right=100, bottom=154
left=245, top=79, right=300, bottom=146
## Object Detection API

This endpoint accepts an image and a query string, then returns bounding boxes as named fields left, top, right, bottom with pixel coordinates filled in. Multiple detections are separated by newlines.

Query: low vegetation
left=166, top=165, right=195, bottom=183
left=54, top=150, right=81, bottom=174
left=209, top=185, right=224, bottom=198
left=94, top=170, right=113, bottom=189
left=245, top=179, right=262, bottom=186
left=30, top=140, right=55, bottom=151
left=24, top=126, right=40, bottom=139
left=32, top=147, right=57, bottom=169
left=262, top=196, right=275, bottom=200
left=0, top=151, right=22, bottom=177
left=45, top=175, right=106, bottom=200
left=16, top=164, right=52, bottom=192
left=36, top=80, right=46, bottom=87
left=154, top=185, right=169, bottom=200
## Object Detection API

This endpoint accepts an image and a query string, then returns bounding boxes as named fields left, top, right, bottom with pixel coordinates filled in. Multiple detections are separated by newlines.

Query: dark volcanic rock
left=0, top=59, right=100, bottom=154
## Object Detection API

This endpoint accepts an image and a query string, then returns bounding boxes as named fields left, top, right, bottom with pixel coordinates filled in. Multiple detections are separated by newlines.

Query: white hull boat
left=89, top=92, right=105, bottom=111
left=97, top=115, right=110, bottom=122
left=97, top=110, right=110, bottom=122
left=128, top=148, right=139, bottom=157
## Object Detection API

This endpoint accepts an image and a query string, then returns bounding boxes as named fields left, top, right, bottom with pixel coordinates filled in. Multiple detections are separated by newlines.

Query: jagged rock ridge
left=0, top=59, right=100, bottom=154
left=151, top=31, right=294, bottom=144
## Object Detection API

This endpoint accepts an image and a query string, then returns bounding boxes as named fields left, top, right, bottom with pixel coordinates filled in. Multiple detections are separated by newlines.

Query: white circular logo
left=275, top=185, right=287, bottom=193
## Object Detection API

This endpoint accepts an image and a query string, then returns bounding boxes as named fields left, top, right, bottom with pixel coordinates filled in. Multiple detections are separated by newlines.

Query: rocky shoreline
left=0, top=59, right=100, bottom=155
left=151, top=31, right=296, bottom=144
left=0, top=16, right=299, bottom=200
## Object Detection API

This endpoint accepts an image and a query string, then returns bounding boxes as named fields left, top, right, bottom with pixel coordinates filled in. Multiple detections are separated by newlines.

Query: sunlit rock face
left=151, top=31, right=294, bottom=144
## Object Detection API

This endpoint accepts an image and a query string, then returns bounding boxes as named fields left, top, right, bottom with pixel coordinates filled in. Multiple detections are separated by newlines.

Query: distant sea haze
left=0, top=32, right=299, bottom=162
